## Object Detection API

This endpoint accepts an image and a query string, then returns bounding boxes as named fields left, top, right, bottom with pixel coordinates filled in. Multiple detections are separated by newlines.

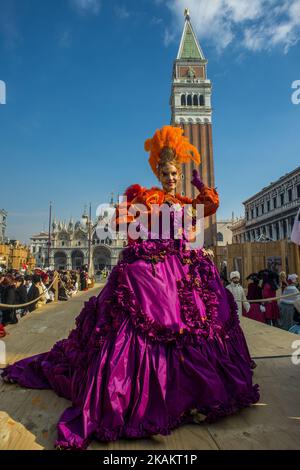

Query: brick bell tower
left=170, top=9, right=217, bottom=247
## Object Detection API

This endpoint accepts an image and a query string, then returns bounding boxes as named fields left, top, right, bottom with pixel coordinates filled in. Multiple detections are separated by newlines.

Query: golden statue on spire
left=184, top=8, right=190, bottom=18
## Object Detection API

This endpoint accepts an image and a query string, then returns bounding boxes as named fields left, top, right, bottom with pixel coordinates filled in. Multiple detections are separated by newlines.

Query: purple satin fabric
left=2, top=239, right=259, bottom=449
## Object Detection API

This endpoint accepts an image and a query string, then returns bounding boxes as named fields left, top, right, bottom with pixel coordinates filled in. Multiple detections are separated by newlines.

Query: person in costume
left=245, top=273, right=266, bottom=323
left=226, top=271, right=250, bottom=317
left=258, top=269, right=280, bottom=326
left=1, top=125, right=259, bottom=450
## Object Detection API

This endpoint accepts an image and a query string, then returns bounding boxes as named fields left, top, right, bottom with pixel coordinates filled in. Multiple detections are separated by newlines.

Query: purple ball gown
left=1, top=214, right=259, bottom=449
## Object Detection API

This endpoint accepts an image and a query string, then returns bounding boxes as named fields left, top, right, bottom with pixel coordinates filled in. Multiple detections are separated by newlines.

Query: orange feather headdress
left=144, top=125, right=201, bottom=177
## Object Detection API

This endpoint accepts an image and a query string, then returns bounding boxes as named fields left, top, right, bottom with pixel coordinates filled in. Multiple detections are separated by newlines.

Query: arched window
left=187, top=94, right=192, bottom=106
left=193, top=95, right=198, bottom=106
left=217, top=232, right=224, bottom=242
left=181, top=95, right=186, bottom=106
left=199, top=95, right=205, bottom=106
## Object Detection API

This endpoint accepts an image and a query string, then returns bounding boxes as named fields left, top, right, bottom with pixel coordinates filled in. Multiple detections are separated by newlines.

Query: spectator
left=245, top=273, right=266, bottom=323
left=15, top=275, right=28, bottom=318
left=27, top=274, right=42, bottom=312
left=258, top=269, right=280, bottom=327
left=44, top=274, right=55, bottom=302
left=58, top=281, right=69, bottom=301
left=24, top=275, right=32, bottom=294
left=1, top=275, right=17, bottom=325
left=40, top=273, right=53, bottom=304
left=279, top=274, right=300, bottom=331
left=80, top=266, right=88, bottom=291
left=289, top=298, right=300, bottom=334
left=220, top=273, right=229, bottom=288
left=279, top=271, right=288, bottom=294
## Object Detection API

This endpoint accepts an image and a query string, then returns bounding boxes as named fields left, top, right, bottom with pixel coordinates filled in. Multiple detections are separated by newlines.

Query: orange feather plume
left=144, top=125, right=201, bottom=177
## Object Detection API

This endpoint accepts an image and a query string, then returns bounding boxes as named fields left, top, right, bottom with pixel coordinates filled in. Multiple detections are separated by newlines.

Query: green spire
left=180, top=22, right=201, bottom=59
left=177, top=11, right=205, bottom=60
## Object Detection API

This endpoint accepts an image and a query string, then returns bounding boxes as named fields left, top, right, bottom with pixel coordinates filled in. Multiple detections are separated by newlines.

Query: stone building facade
left=31, top=203, right=125, bottom=271
left=216, top=219, right=234, bottom=246
left=231, top=166, right=300, bottom=243
left=0, top=209, right=7, bottom=242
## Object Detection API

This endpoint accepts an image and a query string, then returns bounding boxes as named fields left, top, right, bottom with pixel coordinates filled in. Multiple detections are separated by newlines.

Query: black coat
left=16, top=285, right=28, bottom=305
left=1, top=285, right=17, bottom=324
left=27, top=284, right=40, bottom=312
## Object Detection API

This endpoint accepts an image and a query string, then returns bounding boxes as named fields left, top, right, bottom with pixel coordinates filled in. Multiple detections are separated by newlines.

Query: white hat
left=230, top=271, right=240, bottom=280
left=294, top=297, right=300, bottom=314
left=288, top=274, right=298, bottom=283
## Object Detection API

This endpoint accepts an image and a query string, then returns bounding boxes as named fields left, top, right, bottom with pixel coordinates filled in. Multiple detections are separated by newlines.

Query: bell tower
left=170, top=9, right=217, bottom=246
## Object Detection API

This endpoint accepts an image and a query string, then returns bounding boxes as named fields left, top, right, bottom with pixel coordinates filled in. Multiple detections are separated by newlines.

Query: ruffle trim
left=54, top=384, right=260, bottom=450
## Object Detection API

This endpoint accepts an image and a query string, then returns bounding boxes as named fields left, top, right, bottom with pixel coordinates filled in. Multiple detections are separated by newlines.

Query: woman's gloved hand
left=191, top=169, right=205, bottom=191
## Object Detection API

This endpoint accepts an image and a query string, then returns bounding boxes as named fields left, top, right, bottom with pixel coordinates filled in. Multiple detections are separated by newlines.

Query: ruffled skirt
left=2, top=239, right=259, bottom=449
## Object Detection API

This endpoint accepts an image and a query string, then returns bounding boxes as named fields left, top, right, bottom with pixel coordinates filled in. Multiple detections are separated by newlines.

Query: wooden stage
left=1, top=284, right=300, bottom=450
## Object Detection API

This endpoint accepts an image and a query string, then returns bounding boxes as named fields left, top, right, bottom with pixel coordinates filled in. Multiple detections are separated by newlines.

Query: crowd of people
left=0, top=265, right=93, bottom=337
left=224, top=269, right=300, bottom=334
left=2, top=260, right=299, bottom=340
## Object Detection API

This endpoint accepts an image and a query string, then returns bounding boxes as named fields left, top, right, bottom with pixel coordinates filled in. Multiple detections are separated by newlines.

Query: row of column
left=49, top=253, right=88, bottom=270
left=244, top=217, right=294, bottom=242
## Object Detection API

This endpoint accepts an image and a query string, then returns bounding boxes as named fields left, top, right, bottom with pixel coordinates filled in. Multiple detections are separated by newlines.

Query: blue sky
left=0, top=0, right=299, bottom=242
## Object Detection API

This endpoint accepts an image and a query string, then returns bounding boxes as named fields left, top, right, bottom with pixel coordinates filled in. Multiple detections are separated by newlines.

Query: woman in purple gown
left=1, top=126, right=259, bottom=450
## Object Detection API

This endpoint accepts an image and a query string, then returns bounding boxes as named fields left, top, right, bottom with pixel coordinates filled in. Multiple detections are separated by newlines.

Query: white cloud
left=226, top=0, right=264, bottom=22
left=243, top=26, right=265, bottom=51
left=164, top=0, right=300, bottom=53
left=164, top=28, right=176, bottom=46
left=151, top=16, right=163, bottom=26
left=69, top=0, right=102, bottom=15
left=114, top=5, right=131, bottom=19
left=243, top=0, right=300, bottom=52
